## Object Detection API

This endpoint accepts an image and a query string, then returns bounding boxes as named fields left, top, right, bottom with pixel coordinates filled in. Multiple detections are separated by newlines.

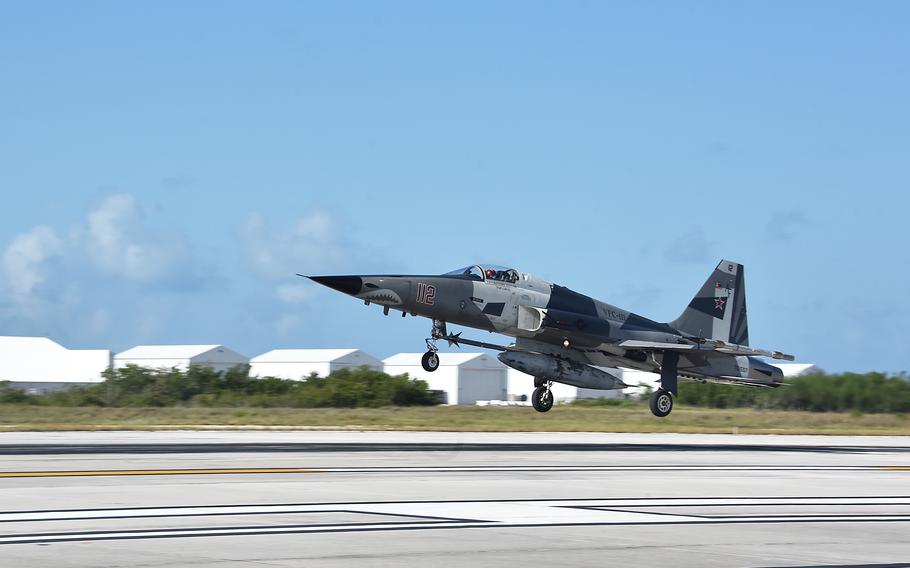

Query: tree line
left=674, top=372, right=910, bottom=413
left=0, top=365, right=440, bottom=408
left=1, top=367, right=908, bottom=413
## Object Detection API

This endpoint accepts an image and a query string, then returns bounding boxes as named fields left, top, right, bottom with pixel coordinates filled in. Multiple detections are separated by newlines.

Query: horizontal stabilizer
left=617, top=340, right=794, bottom=361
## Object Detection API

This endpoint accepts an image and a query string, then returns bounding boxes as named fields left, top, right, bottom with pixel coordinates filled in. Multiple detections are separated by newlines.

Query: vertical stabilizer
left=670, top=260, right=749, bottom=345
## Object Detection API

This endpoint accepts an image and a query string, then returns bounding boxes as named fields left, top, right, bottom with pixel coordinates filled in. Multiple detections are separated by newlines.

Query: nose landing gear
left=531, top=381, right=554, bottom=413
left=421, top=350, right=440, bottom=372
left=421, top=319, right=447, bottom=372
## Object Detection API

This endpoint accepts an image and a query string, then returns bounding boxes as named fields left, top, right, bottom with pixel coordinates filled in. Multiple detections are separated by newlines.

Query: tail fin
left=669, top=260, right=749, bottom=346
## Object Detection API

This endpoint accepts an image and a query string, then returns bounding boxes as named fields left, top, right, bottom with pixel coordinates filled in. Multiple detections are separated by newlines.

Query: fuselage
left=309, top=263, right=782, bottom=387
left=313, top=265, right=671, bottom=339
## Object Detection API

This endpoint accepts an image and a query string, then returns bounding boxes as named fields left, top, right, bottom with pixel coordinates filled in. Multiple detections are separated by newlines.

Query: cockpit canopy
left=444, top=264, right=520, bottom=284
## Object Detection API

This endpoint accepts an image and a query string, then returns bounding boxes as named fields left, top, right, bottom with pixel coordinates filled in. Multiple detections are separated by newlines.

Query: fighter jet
left=303, top=260, right=793, bottom=417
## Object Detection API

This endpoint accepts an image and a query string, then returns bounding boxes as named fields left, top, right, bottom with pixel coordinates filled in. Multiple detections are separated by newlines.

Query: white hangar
left=383, top=352, right=507, bottom=405
left=775, top=363, right=822, bottom=377
left=114, top=344, right=248, bottom=372
left=0, top=336, right=112, bottom=393
left=250, top=349, right=382, bottom=380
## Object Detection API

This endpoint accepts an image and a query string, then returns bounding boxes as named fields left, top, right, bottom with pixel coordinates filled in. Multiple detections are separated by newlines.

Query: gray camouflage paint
left=307, top=259, right=786, bottom=391
left=670, top=260, right=749, bottom=346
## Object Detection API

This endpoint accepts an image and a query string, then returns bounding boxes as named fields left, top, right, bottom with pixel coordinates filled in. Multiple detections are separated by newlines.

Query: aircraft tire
left=649, top=389, right=673, bottom=418
left=531, top=386, right=554, bottom=413
left=421, top=351, right=440, bottom=372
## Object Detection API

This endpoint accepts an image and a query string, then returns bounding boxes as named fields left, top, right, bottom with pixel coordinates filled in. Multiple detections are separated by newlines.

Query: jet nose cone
left=309, top=275, right=364, bottom=296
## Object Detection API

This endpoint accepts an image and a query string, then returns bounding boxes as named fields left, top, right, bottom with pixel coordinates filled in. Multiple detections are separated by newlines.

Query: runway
left=1, top=431, right=909, bottom=567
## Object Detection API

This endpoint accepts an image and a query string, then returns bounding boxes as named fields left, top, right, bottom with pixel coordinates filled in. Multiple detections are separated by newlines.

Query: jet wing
left=617, top=340, right=795, bottom=361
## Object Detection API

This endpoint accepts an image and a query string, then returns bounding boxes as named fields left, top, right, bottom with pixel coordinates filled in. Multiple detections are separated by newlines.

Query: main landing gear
left=649, top=351, right=679, bottom=418
left=649, top=389, right=673, bottom=417
left=531, top=380, right=554, bottom=413
left=421, top=319, right=447, bottom=372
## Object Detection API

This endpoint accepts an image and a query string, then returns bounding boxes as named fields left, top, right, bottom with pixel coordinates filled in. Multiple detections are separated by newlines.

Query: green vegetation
left=3, top=368, right=907, bottom=413
left=0, top=365, right=438, bottom=408
left=1, top=367, right=909, bottom=434
left=676, top=372, right=910, bottom=413
left=0, top=405, right=907, bottom=435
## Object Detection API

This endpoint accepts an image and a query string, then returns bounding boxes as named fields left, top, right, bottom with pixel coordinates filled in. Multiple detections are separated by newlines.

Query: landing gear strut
left=650, top=351, right=679, bottom=418
left=531, top=381, right=554, bottom=413
left=422, top=319, right=447, bottom=372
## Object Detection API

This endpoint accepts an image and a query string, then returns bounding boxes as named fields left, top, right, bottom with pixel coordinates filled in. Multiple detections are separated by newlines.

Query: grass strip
left=1, top=404, right=908, bottom=434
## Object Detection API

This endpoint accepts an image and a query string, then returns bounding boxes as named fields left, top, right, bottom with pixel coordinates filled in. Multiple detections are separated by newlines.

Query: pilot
left=486, top=268, right=495, bottom=280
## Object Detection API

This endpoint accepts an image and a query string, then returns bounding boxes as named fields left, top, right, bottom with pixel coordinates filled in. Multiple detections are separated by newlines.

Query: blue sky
left=1, top=2, right=907, bottom=372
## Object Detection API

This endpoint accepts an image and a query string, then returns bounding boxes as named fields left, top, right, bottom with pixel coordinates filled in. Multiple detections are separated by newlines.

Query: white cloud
left=85, top=194, right=190, bottom=282
left=663, top=226, right=712, bottom=264
left=276, top=282, right=313, bottom=304
left=1, top=225, right=63, bottom=300
left=0, top=193, right=206, bottom=335
left=765, top=210, right=807, bottom=243
left=0, top=196, right=354, bottom=350
left=274, top=313, right=303, bottom=338
left=240, top=211, right=346, bottom=286
left=86, top=308, right=112, bottom=337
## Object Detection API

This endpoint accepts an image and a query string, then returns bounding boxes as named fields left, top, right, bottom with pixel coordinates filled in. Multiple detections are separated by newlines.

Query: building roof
left=0, top=336, right=111, bottom=383
left=776, top=363, right=821, bottom=377
left=115, top=345, right=228, bottom=360
left=0, top=336, right=68, bottom=352
left=382, top=352, right=491, bottom=366
left=0, top=335, right=110, bottom=358
left=251, top=349, right=372, bottom=363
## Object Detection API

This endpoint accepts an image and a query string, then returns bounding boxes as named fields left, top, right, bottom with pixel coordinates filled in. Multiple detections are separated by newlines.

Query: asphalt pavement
left=1, top=431, right=908, bottom=567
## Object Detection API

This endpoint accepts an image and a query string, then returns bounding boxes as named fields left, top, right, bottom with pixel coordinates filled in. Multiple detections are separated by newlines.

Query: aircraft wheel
left=421, top=351, right=440, bottom=372
left=531, top=386, right=554, bottom=413
left=649, top=389, right=674, bottom=418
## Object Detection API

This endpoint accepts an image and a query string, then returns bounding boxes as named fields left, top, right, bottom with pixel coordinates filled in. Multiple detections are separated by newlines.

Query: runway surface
left=1, top=431, right=909, bottom=567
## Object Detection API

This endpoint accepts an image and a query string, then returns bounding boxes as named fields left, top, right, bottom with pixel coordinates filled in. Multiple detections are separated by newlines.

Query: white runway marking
left=2, top=464, right=905, bottom=478
left=3, top=497, right=910, bottom=545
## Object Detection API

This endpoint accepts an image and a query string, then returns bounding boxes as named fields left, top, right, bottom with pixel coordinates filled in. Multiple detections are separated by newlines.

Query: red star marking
left=715, top=297, right=727, bottom=310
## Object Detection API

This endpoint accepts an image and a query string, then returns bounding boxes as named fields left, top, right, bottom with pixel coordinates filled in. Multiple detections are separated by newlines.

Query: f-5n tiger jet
left=304, top=260, right=793, bottom=417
